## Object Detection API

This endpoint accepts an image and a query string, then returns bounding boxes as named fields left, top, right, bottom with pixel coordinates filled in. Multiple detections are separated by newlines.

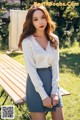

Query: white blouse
left=22, top=34, right=59, bottom=100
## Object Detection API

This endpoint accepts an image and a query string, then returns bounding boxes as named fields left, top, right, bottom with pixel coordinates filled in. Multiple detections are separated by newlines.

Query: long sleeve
left=22, top=38, right=49, bottom=100
left=51, top=37, right=59, bottom=95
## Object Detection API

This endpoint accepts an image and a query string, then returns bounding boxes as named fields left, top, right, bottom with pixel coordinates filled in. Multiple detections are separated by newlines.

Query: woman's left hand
left=50, top=94, right=59, bottom=106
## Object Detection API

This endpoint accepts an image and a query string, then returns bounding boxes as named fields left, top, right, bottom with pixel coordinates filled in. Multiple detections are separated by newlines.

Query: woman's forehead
left=32, top=10, right=45, bottom=18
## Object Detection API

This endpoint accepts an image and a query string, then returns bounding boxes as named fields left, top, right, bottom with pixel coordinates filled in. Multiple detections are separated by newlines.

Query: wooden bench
left=0, top=54, right=70, bottom=118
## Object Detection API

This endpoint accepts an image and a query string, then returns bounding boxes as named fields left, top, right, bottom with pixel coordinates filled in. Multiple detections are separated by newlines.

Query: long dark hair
left=18, top=5, right=58, bottom=49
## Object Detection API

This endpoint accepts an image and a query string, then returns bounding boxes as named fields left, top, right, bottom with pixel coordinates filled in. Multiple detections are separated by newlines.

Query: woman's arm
left=51, top=36, right=59, bottom=95
left=22, top=38, right=49, bottom=100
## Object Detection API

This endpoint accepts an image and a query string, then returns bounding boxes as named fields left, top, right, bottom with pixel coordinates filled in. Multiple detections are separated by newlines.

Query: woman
left=18, top=5, right=64, bottom=120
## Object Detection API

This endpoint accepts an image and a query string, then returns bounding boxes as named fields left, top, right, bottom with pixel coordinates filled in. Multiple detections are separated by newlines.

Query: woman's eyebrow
left=42, top=15, right=46, bottom=17
left=33, top=14, right=45, bottom=19
left=33, top=17, right=38, bottom=19
left=33, top=15, right=45, bottom=18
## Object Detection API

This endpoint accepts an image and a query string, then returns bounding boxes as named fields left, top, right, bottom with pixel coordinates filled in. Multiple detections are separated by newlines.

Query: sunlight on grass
left=59, top=43, right=80, bottom=120
left=60, top=42, right=80, bottom=54
left=0, top=50, right=6, bottom=54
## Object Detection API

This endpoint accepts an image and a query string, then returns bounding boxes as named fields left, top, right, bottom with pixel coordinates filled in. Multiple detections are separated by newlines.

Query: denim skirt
left=26, top=67, right=63, bottom=112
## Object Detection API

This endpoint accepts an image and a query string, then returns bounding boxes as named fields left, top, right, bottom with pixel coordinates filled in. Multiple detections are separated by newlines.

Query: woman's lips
left=39, top=26, right=44, bottom=28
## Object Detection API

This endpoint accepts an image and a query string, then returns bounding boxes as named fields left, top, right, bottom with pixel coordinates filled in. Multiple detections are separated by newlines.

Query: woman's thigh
left=51, top=107, right=64, bottom=120
left=30, top=112, right=46, bottom=120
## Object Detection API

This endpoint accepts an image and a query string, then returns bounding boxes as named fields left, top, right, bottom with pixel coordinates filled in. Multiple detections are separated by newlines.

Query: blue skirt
left=26, top=67, right=63, bottom=112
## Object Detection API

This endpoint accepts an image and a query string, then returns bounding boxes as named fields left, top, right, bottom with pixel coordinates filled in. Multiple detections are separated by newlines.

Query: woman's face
left=32, top=10, right=47, bottom=32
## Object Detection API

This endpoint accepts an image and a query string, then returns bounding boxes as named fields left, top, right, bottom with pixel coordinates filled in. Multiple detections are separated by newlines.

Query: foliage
left=0, top=19, right=9, bottom=49
left=49, top=4, right=80, bottom=47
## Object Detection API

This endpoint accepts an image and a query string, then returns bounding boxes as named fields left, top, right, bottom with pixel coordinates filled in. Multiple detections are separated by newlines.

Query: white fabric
left=22, top=34, right=59, bottom=100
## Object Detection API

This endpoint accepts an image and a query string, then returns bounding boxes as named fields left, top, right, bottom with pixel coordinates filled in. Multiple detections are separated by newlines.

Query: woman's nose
left=39, top=19, right=43, bottom=24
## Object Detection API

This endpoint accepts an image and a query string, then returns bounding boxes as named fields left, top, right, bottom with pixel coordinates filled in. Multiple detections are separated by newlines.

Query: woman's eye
left=42, top=16, right=46, bottom=19
left=33, top=19, right=38, bottom=21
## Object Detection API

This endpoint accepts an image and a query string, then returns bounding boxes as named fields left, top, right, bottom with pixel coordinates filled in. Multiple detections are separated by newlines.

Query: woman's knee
left=51, top=107, right=64, bottom=120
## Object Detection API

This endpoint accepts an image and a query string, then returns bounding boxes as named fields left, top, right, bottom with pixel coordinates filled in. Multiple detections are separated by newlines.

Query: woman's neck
left=34, top=31, right=46, bottom=38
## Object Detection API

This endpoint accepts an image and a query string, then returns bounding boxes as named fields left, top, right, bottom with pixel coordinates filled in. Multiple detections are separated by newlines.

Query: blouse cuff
left=36, top=87, right=49, bottom=100
left=51, top=85, right=58, bottom=95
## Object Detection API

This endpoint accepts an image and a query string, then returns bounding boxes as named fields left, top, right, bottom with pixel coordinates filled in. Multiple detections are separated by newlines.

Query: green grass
left=0, top=43, right=80, bottom=120
left=59, top=44, right=80, bottom=120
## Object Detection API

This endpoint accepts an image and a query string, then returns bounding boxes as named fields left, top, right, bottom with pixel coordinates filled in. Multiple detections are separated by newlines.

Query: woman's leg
left=51, top=107, right=64, bottom=120
left=30, top=112, right=46, bottom=120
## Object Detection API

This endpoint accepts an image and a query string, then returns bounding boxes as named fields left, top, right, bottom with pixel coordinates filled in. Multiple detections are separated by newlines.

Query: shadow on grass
left=8, top=52, right=22, bottom=57
left=60, top=53, right=80, bottom=76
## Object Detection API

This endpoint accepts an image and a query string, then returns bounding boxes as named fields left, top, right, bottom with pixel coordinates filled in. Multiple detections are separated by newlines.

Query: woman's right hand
left=42, top=97, right=53, bottom=108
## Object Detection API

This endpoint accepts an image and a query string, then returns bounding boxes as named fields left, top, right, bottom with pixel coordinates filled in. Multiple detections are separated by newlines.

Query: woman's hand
left=42, top=97, right=53, bottom=108
left=50, top=94, right=59, bottom=106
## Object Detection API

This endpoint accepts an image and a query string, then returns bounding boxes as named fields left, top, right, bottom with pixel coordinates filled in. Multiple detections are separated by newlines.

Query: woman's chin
left=38, top=28, right=45, bottom=31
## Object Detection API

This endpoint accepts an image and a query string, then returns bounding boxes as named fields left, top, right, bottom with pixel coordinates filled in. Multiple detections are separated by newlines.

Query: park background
left=0, top=0, right=80, bottom=120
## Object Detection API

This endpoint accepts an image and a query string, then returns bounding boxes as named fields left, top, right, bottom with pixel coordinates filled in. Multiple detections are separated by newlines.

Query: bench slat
left=0, top=55, right=26, bottom=71
left=0, top=71, right=25, bottom=98
left=5, top=69, right=26, bottom=86
left=0, top=55, right=27, bottom=78
left=0, top=62, right=9, bottom=69
left=0, top=57, right=13, bottom=69
left=10, top=68, right=26, bottom=81
left=59, top=87, right=70, bottom=96
left=1, top=54, right=25, bottom=70
left=0, top=78, right=24, bottom=104
left=0, top=69, right=26, bottom=93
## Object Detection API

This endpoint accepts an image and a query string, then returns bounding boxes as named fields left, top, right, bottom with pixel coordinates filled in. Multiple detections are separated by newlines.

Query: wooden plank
left=1, top=54, right=25, bottom=70
left=0, top=55, right=25, bottom=70
left=0, top=69, right=26, bottom=93
left=0, top=59, right=13, bottom=69
left=0, top=78, right=24, bottom=104
left=59, top=87, right=70, bottom=96
left=5, top=69, right=26, bottom=86
left=10, top=68, right=26, bottom=81
left=0, top=62, right=8, bottom=69
left=0, top=54, right=27, bottom=78
left=0, top=71, right=25, bottom=98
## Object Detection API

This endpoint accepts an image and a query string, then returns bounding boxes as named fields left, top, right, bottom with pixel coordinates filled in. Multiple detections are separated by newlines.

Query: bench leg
left=20, top=104, right=32, bottom=120
left=0, top=89, right=5, bottom=97
left=0, top=89, right=9, bottom=105
left=2, top=94, right=9, bottom=105
left=16, top=104, right=32, bottom=120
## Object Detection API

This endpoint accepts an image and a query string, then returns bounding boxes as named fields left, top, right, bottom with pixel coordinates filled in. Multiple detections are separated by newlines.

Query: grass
left=0, top=43, right=80, bottom=120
